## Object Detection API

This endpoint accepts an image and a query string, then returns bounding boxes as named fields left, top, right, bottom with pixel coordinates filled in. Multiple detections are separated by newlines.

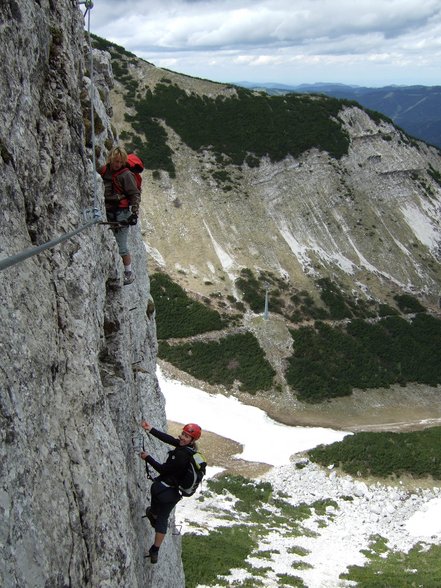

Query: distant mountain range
left=237, top=82, right=441, bottom=149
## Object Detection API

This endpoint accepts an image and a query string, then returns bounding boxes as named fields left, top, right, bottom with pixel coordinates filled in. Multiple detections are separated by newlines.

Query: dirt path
left=234, top=384, right=441, bottom=432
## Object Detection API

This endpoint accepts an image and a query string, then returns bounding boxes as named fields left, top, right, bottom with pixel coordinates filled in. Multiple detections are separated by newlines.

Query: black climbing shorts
left=150, top=481, right=182, bottom=534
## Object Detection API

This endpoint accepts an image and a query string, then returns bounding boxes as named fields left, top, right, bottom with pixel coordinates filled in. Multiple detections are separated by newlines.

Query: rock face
left=0, top=2, right=183, bottom=586
left=141, top=110, right=441, bottom=304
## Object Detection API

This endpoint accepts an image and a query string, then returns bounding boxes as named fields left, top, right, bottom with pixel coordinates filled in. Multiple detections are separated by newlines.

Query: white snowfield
left=157, top=366, right=349, bottom=465
left=158, top=367, right=441, bottom=587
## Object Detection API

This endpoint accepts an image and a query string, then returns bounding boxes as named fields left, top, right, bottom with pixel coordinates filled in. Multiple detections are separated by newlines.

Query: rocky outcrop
left=140, top=110, right=441, bottom=305
left=0, top=2, right=183, bottom=586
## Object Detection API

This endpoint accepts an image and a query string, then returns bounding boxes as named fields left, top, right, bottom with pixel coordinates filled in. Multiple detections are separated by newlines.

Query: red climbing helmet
left=182, top=423, right=202, bottom=440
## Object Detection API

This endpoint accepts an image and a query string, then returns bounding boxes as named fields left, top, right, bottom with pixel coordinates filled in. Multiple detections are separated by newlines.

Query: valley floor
left=159, top=366, right=441, bottom=587
left=160, top=356, right=441, bottom=434
left=235, top=384, right=441, bottom=434
left=177, top=460, right=441, bottom=587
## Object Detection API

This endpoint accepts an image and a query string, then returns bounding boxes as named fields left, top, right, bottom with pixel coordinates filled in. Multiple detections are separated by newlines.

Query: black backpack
left=178, top=447, right=207, bottom=497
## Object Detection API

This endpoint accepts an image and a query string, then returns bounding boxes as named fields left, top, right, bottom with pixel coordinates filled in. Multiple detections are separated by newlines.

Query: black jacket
left=146, top=428, right=192, bottom=487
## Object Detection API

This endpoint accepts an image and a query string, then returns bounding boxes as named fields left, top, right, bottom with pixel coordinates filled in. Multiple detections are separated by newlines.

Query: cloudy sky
left=89, top=0, right=441, bottom=87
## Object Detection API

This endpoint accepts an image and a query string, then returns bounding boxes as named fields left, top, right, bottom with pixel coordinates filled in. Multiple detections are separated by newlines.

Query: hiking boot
left=123, top=271, right=135, bottom=285
left=147, top=546, right=159, bottom=564
left=143, top=507, right=157, bottom=528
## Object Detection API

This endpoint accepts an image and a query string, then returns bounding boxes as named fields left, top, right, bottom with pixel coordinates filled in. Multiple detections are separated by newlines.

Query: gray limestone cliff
left=0, top=1, right=183, bottom=586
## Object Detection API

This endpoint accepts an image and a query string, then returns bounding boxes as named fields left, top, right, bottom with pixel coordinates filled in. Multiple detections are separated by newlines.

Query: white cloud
left=89, top=0, right=441, bottom=85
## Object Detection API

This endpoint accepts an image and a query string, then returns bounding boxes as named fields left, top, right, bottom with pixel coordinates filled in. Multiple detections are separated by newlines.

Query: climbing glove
left=128, top=213, right=138, bottom=225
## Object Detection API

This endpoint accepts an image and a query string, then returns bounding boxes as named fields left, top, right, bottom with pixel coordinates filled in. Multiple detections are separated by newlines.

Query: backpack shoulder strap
left=111, top=167, right=129, bottom=194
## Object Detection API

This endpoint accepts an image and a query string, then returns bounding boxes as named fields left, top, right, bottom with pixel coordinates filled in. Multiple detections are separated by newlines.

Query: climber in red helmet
left=139, top=420, right=202, bottom=563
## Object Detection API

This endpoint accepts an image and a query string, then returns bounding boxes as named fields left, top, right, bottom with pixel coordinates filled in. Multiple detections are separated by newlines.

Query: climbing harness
left=145, top=462, right=155, bottom=481
left=0, top=1, right=102, bottom=272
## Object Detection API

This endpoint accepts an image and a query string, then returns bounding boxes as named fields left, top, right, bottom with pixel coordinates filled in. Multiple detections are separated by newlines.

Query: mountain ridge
left=236, top=81, right=441, bottom=148
left=97, top=36, right=441, bottom=401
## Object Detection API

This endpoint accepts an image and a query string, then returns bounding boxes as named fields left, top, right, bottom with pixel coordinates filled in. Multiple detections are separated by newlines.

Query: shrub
left=158, top=332, right=275, bottom=392
left=127, top=83, right=351, bottom=170
left=235, top=268, right=288, bottom=315
left=207, top=475, right=273, bottom=508
left=150, top=272, right=226, bottom=338
left=428, top=164, right=441, bottom=187
left=317, top=278, right=353, bottom=319
left=182, top=525, right=257, bottom=588
left=133, top=118, right=175, bottom=174
left=309, top=427, right=441, bottom=479
left=394, top=293, right=426, bottom=313
left=378, top=303, right=399, bottom=317
left=285, top=313, right=441, bottom=401
left=342, top=540, right=441, bottom=586
left=90, top=33, right=136, bottom=58
left=236, top=269, right=264, bottom=313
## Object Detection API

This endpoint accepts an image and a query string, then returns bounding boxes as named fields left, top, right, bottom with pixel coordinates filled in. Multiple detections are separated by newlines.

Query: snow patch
left=157, top=366, right=349, bottom=466
left=162, top=367, right=441, bottom=586
left=144, top=243, right=165, bottom=266
left=203, top=220, right=237, bottom=276
left=406, top=497, right=441, bottom=537
left=401, top=202, right=440, bottom=251
left=276, top=217, right=355, bottom=275
left=276, top=220, right=315, bottom=273
left=312, top=241, right=356, bottom=274
left=346, top=234, right=408, bottom=288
